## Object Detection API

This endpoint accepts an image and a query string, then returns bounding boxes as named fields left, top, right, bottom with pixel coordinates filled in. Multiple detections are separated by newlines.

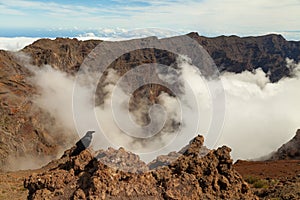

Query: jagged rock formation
left=188, top=32, right=300, bottom=82
left=24, top=135, right=258, bottom=199
left=22, top=38, right=101, bottom=74
left=269, top=129, right=300, bottom=160
left=23, top=33, right=300, bottom=83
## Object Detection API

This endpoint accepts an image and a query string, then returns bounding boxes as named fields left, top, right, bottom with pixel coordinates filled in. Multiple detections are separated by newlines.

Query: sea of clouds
left=24, top=57, right=300, bottom=162
left=0, top=28, right=181, bottom=51
left=4, top=36, right=300, bottom=163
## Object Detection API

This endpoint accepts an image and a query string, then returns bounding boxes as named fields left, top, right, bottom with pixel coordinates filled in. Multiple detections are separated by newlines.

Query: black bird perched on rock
left=71, top=131, right=95, bottom=156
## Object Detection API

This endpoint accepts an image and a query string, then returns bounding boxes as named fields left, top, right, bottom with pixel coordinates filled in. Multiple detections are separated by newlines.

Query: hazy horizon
left=1, top=0, right=300, bottom=40
left=1, top=28, right=300, bottom=41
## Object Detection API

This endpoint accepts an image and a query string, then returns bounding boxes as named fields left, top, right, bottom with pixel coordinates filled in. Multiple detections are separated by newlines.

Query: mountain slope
left=269, top=129, right=300, bottom=160
left=188, top=32, right=300, bottom=82
left=22, top=33, right=300, bottom=82
left=0, top=50, right=63, bottom=170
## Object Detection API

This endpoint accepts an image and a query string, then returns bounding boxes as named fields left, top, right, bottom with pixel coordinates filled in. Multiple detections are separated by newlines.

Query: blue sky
left=1, top=0, right=300, bottom=39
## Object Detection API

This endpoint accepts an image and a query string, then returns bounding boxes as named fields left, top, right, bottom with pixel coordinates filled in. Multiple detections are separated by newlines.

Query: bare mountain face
left=25, top=36, right=300, bottom=92
left=22, top=38, right=101, bottom=74
left=269, top=129, right=300, bottom=160
left=23, top=33, right=300, bottom=82
left=188, top=32, right=300, bottom=82
left=0, top=50, right=63, bottom=170
left=24, top=135, right=258, bottom=200
left=0, top=33, right=300, bottom=170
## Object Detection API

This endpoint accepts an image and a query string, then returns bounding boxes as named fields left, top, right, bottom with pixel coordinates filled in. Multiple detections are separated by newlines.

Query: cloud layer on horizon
left=1, top=0, right=300, bottom=39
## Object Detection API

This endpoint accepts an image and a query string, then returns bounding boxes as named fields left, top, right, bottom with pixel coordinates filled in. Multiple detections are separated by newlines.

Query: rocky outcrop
left=24, top=135, right=257, bottom=199
left=269, top=129, right=300, bottom=160
left=188, top=32, right=300, bottom=82
left=22, top=38, right=101, bottom=74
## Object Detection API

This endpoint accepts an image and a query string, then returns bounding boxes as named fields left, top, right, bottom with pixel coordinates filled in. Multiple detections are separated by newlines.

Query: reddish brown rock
left=22, top=38, right=101, bottom=74
left=0, top=50, right=71, bottom=170
left=188, top=32, right=300, bottom=82
left=24, top=135, right=258, bottom=199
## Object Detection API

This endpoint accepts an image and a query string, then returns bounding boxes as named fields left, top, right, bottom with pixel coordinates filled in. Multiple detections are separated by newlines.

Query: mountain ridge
left=21, top=32, right=300, bottom=82
left=0, top=33, right=300, bottom=170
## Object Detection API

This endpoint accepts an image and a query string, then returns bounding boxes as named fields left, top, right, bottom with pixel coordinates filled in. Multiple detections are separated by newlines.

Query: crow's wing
left=80, top=136, right=92, bottom=148
left=71, top=134, right=93, bottom=156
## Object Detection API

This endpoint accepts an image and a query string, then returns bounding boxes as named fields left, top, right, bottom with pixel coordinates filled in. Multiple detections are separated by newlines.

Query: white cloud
left=0, top=28, right=181, bottom=51
left=0, top=4, right=25, bottom=15
left=25, top=52, right=300, bottom=162
left=217, top=62, right=300, bottom=160
left=0, top=37, right=40, bottom=51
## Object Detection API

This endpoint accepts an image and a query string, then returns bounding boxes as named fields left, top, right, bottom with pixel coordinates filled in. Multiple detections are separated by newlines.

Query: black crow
left=71, top=131, right=95, bottom=156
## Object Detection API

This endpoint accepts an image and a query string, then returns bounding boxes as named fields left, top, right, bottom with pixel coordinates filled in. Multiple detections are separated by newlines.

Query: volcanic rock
left=0, top=50, right=71, bottom=170
left=22, top=38, right=101, bottom=74
left=188, top=32, right=300, bottom=82
left=24, top=135, right=258, bottom=199
left=23, top=33, right=300, bottom=83
left=95, top=147, right=149, bottom=173
left=269, top=129, right=300, bottom=160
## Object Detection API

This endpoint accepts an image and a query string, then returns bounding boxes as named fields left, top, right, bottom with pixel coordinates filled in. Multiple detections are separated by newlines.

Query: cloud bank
left=218, top=59, right=300, bottom=160
left=25, top=48, right=300, bottom=162
left=0, top=37, right=40, bottom=51
left=0, top=28, right=180, bottom=51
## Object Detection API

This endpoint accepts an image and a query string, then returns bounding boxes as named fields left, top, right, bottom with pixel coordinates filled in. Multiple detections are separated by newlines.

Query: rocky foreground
left=0, top=134, right=299, bottom=199
left=235, top=160, right=300, bottom=199
left=23, top=135, right=257, bottom=200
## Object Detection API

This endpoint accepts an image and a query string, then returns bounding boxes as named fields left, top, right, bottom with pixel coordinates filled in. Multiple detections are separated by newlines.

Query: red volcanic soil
left=234, top=160, right=300, bottom=180
left=234, top=160, right=300, bottom=199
